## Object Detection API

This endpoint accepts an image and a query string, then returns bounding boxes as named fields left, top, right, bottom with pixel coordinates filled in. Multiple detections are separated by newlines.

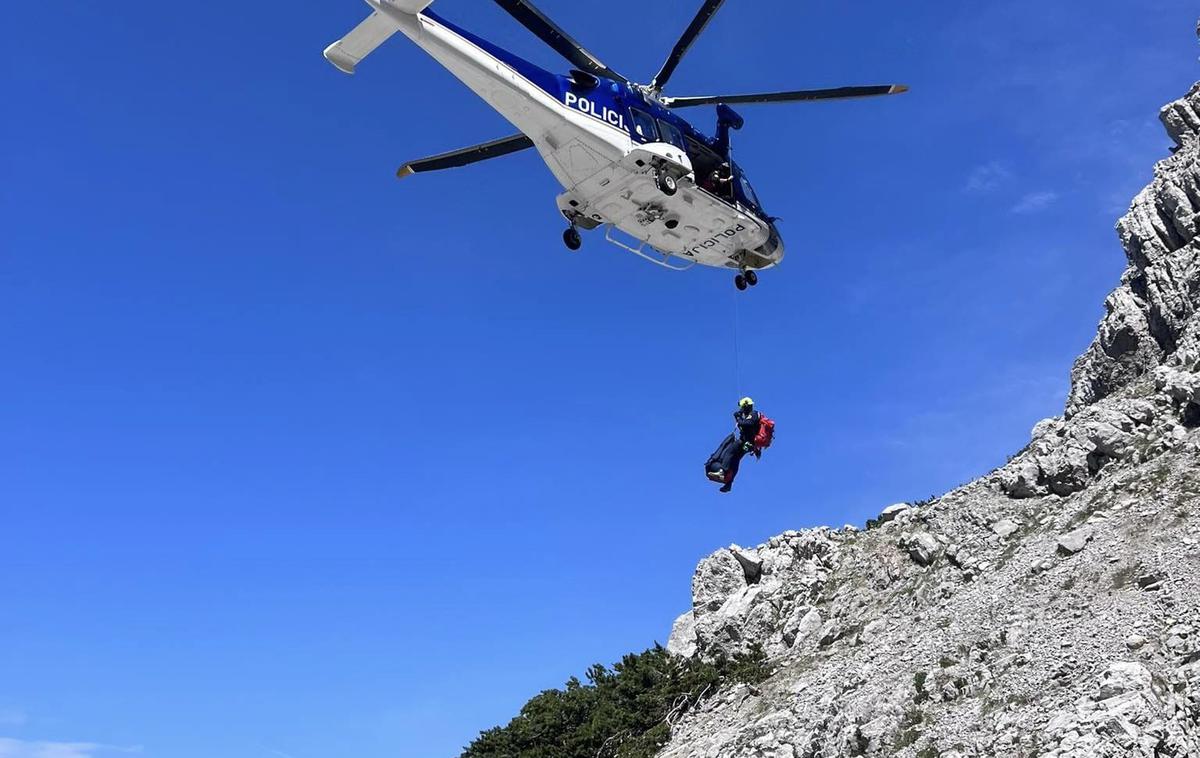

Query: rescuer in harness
left=705, top=397, right=775, bottom=493
left=702, top=162, right=735, bottom=200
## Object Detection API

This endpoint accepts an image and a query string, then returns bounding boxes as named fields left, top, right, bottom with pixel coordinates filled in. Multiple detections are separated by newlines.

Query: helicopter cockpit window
left=629, top=108, right=658, bottom=142
left=737, top=169, right=761, bottom=209
left=656, top=119, right=686, bottom=150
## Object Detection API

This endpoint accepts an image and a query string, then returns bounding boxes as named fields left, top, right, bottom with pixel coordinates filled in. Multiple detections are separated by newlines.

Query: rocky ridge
left=659, top=36, right=1200, bottom=758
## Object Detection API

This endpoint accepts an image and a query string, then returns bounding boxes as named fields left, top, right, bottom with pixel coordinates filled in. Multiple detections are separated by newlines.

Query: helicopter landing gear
left=563, top=226, right=582, bottom=251
left=655, top=167, right=678, bottom=197
left=734, top=269, right=759, bottom=291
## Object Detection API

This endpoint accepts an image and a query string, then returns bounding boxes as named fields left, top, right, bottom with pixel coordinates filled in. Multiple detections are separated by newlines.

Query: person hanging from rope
left=705, top=397, right=775, bottom=493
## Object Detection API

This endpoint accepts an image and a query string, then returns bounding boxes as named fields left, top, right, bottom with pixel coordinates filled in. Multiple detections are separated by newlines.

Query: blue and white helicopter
left=325, top=0, right=907, bottom=290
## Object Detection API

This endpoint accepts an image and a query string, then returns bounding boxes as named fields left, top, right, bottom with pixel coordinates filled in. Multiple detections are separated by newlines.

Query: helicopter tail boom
left=324, top=1, right=435, bottom=75
left=389, top=0, right=435, bottom=13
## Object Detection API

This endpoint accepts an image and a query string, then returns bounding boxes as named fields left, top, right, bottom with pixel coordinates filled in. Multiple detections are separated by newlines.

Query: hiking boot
left=707, top=470, right=725, bottom=483
left=719, top=483, right=732, bottom=493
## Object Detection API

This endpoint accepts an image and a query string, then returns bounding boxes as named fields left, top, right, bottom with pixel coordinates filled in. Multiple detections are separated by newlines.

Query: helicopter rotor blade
left=649, top=0, right=729, bottom=92
left=396, top=134, right=535, bottom=178
left=493, top=0, right=627, bottom=82
left=662, top=84, right=910, bottom=108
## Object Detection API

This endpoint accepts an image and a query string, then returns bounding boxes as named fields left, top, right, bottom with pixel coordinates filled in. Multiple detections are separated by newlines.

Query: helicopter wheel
left=744, top=270, right=758, bottom=287
left=563, top=226, right=582, bottom=251
left=734, top=274, right=748, bottom=291
left=655, top=168, right=678, bottom=197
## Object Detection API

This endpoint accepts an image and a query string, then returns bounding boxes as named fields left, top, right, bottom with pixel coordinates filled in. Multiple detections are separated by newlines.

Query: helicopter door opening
left=687, top=137, right=734, bottom=203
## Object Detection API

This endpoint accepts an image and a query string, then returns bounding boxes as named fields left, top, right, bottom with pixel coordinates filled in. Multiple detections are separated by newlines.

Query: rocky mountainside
left=660, top=37, right=1200, bottom=758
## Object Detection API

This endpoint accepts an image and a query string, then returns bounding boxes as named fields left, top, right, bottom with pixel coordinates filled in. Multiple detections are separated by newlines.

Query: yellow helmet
left=739, top=397, right=755, bottom=408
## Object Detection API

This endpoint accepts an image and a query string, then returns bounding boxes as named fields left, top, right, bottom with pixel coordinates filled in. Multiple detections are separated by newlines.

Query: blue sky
left=2, top=1, right=1197, bottom=756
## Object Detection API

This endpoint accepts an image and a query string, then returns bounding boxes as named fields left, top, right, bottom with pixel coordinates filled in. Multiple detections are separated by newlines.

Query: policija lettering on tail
left=705, top=397, right=775, bottom=493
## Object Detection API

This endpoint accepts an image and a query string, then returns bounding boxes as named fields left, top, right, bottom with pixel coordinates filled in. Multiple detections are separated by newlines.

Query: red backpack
left=754, top=415, right=775, bottom=449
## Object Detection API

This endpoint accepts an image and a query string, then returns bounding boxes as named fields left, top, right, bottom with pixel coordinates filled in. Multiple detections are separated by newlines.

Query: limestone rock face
left=691, top=548, right=749, bottom=616
left=673, top=532, right=839, bottom=660
left=1066, top=80, right=1200, bottom=415
left=656, top=29, right=1200, bottom=758
left=661, top=441, right=1200, bottom=758
left=666, top=610, right=698, bottom=658
left=989, top=72, right=1200, bottom=501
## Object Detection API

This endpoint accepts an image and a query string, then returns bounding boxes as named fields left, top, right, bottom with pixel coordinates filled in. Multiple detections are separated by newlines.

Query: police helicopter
left=324, top=0, right=907, bottom=290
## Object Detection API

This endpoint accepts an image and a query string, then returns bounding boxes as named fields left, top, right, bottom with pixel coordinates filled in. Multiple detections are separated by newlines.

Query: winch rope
left=732, top=284, right=742, bottom=399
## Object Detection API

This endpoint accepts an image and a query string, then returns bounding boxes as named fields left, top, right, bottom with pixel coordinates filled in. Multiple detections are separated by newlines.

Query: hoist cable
left=732, top=284, right=742, bottom=399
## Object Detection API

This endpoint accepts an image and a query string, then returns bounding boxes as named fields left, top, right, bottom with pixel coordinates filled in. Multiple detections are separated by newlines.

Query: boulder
left=858, top=618, right=889, bottom=644
left=667, top=610, right=698, bottom=658
left=730, top=545, right=764, bottom=584
left=1098, top=662, right=1154, bottom=700
left=1136, top=572, right=1165, bottom=591
left=877, top=503, right=911, bottom=524
left=817, top=620, right=844, bottom=647
left=903, top=531, right=942, bottom=567
left=1156, top=365, right=1200, bottom=403
left=1033, top=417, right=1065, bottom=439
left=999, top=459, right=1044, bottom=498
left=1125, top=634, right=1148, bottom=650
left=992, top=518, right=1021, bottom=538
left=692, top=549, right=747, bottom=616
left=1080, top=407, right=1136, bottom=459
left=1057, top=528, right=1094, bottom=556
left=782, top=607, right=822, bottom=647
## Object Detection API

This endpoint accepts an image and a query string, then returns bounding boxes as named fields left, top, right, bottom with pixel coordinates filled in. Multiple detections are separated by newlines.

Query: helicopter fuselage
left=346, top=2, right=784, bottom=272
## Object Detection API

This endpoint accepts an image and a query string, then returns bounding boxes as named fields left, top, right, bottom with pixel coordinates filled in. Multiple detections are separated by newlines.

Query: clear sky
left=2, top=1, right=1197, bottom=756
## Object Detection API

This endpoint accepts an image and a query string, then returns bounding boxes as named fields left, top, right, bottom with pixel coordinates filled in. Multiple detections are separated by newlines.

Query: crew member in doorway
left=711, top=162, right=735, bottom=200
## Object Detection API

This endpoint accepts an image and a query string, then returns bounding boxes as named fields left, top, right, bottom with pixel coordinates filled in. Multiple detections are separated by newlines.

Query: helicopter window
left=737, top=170, right=761, bottom=208
left=629, top=108, right=658, bottom=142
left=657, top=119, right=686, bottom=150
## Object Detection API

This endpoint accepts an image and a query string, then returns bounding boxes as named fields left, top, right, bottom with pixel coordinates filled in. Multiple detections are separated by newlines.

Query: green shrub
left=459, top=644, right=770, bottom=758
left=893, top=705, right=925, bottom=748
left=913, top=671, right=931, bottom=704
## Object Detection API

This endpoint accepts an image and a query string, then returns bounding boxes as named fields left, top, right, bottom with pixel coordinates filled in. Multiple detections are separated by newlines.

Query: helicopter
left=324, top=0, right=907, bottom=290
